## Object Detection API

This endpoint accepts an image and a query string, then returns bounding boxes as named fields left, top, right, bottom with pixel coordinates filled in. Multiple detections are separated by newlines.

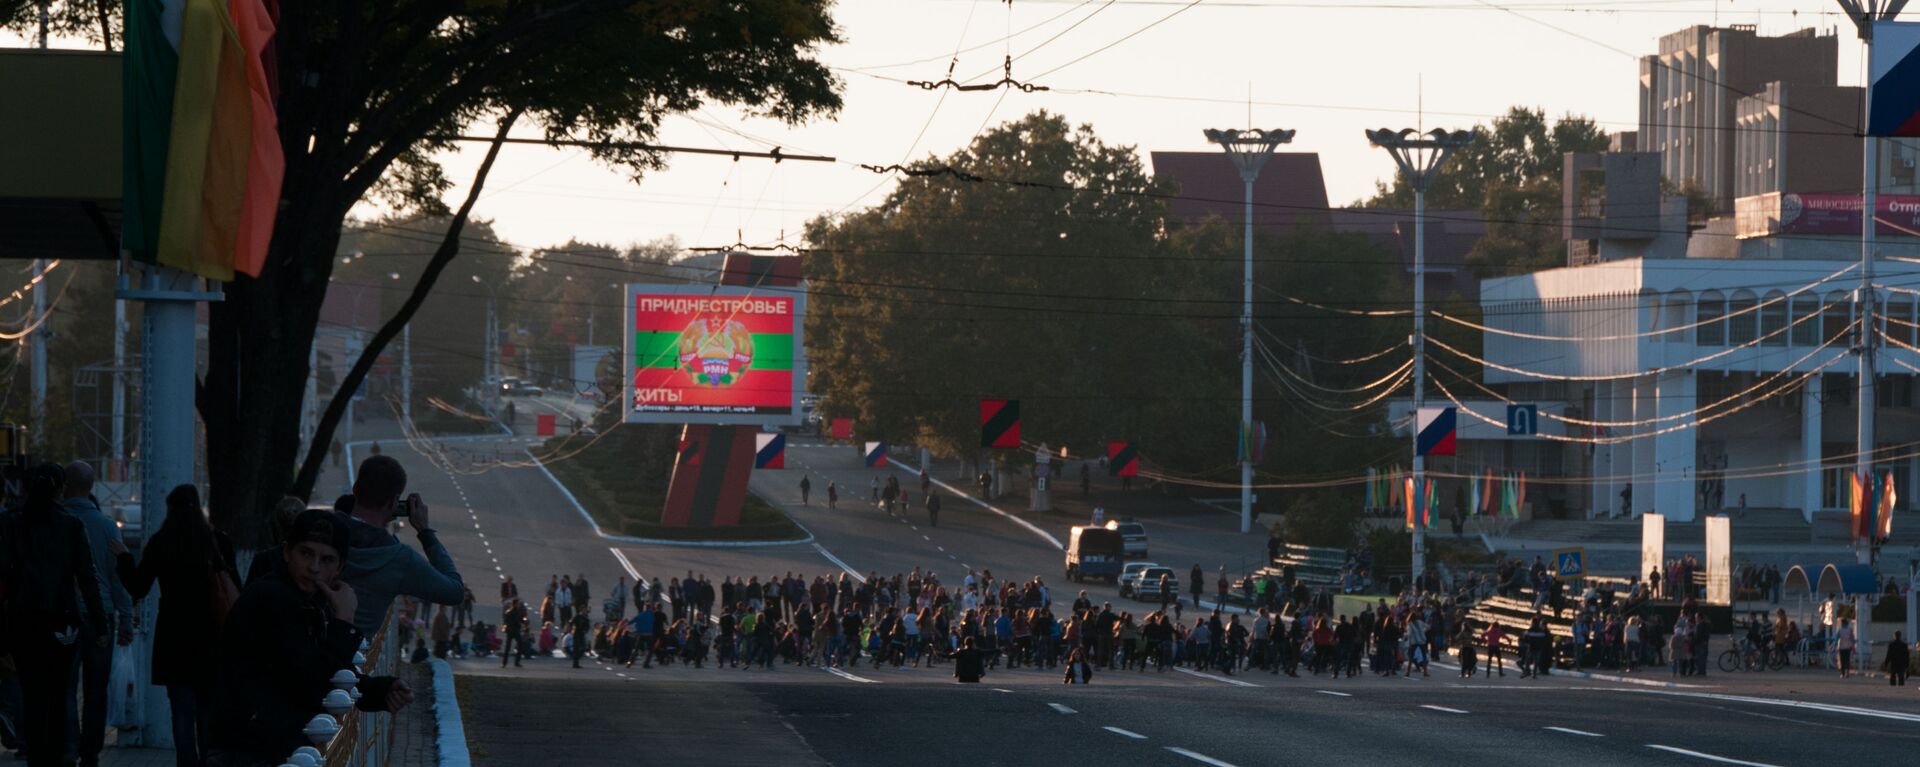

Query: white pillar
left=1634, top=375, right=1658, bottom=517
left=1593, top=382, right=1615, bottom=519
left=1654, top=370, right=1697, bottom=521
left=1801, top=373, right=1823, bottom=522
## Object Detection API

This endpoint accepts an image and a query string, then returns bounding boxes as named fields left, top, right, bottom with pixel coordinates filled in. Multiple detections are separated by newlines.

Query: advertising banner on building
left=624, top=284, right=806, bottom=425
left=1736, top=192, right=1920, bottom=238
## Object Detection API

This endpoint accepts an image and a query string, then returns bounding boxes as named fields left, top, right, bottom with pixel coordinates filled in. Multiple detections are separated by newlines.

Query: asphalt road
left=338, top=419, right=1920, bottom=766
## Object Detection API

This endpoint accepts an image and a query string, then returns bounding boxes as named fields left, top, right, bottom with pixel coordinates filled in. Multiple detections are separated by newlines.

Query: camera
left=395, top=496, right=415, bottom=519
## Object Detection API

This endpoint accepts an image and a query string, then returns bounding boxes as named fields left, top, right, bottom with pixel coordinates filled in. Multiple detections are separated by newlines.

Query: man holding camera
left=339, top=456, right=466, bottom=635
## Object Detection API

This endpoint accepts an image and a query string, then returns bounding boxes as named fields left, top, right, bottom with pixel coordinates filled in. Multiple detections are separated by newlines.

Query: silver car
left=1115, top=521, right=1148, bottom=558
left=1118, top=561, right=1162, bottom=598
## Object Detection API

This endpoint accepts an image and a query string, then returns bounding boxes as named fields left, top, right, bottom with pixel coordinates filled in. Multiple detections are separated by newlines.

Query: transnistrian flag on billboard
left=125, top=0, right=283, bottom=280
left=629, top=289, right=799, bottom=420
left=1415, top=406, right=1456, bottom=457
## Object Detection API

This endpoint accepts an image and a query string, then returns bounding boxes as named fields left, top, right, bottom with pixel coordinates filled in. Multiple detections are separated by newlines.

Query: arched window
left=1790, top=294, right=1820, bottom=346
left=1663, top=290, right=1691, bottom=344
left=1760, top=290, right=1788, bottom=346
left=1823, top=290, right=1852, bottom=345
left=1727, top=289, right=1758, bottom=346
left=1888, top=297, right=1916, bottom=349
left=1697, top=290, right=1726, bottom=347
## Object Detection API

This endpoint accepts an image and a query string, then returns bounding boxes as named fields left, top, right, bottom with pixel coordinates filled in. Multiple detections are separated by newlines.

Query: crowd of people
left=0, top=455, right=464, bottom=767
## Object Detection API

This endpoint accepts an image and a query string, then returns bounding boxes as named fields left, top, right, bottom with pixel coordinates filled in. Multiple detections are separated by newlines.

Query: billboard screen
left=624, top=284, right=806, bottom=425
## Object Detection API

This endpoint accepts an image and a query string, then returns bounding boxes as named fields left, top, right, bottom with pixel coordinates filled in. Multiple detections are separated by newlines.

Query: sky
left=15, top=1, right=1887, bottom=253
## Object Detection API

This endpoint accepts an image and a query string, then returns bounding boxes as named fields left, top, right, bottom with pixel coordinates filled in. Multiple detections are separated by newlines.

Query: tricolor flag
left=126, top=0, right=283, bottom=280
left=754, top=432, right=785, bottom=470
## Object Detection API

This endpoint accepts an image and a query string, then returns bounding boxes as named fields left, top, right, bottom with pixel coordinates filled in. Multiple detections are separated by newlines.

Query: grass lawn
left=540, top=433, right=802, bottom=542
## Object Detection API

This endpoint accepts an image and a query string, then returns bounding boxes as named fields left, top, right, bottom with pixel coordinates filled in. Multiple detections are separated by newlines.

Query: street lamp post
left=1204, top=128, right=1295, bottom=535
left=1367, top=127, right=1475, bottom=582
left=1836, top=0, right=1904, bottom=672
left=472, top=275, right=499, bottom=411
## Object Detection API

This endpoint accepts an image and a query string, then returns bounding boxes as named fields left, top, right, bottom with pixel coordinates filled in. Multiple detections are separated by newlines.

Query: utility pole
left=402, top=322, right=412, bottom=424
left=30, top=259, right=46, bottom=449
left=1367, top=127, right=1475, bottom=581
left=1837, top=0, right=1906, bottom=673
left=1204, top=128, right=1295, bottom=535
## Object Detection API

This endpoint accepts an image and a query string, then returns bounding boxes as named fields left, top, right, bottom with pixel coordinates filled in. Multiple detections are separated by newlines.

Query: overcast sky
left=20, top=1, right=1886, bottom=253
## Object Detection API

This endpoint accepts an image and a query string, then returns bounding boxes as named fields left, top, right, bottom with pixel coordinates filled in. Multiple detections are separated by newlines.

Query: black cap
left=286, top=509, right=349, bottom=558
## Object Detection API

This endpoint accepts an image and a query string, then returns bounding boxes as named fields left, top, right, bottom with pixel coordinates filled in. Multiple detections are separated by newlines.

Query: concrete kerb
left=524, top=448, right=816, bottom=549
left=890, top=464, right=1065, bottom=550
left=427, top=658, right=471, bottom=767
left=1425, top=658, right=1702, bottom=689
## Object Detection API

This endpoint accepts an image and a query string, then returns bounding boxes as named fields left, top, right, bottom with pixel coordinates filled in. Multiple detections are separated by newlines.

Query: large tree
left=1365, top=106, right=1608, bottom=275
left=193, top=1, right=841, bottom=545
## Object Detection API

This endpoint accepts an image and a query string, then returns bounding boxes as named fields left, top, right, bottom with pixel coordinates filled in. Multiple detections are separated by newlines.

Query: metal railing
left=323, top=603, right=399, bottom=767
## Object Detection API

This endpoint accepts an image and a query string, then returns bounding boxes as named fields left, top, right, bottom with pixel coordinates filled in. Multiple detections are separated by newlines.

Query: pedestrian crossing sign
left=1553, top=547, right=1585, bottom=580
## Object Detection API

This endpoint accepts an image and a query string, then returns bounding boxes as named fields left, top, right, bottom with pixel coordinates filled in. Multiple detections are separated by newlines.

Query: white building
left=1469, top=257, right=1920, bottom=522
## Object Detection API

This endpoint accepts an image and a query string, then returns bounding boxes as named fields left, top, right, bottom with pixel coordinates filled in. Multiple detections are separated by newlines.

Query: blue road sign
left=1553, top=547, right=1585, bottom=580
left=1507, top=404, right=1538, bottom=436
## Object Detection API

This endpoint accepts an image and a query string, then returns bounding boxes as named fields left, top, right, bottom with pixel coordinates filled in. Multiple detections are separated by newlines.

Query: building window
left=1697, top=291, right=1726, bottom=346
left=1888, top=298, right=1916, bottom=349
left=1823, top=293, right=1851, bottom=345
left=1727, top=291, right=1758, bottom=346
left=1760, top=292, right=1788, bottom=346
left=1790, top=296, right=1819, bottom=346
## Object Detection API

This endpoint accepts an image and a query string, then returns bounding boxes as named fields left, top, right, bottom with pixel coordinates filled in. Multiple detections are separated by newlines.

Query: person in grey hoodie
left=58, top=461, right=132, bottom=767
left=338, top=456, right=464, bottom=635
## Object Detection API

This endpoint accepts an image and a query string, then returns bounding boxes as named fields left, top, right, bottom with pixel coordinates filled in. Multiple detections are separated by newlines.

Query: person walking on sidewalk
left=1189, top=565, right=1204, bottom=609
left=0, top=464, right=107, bottom=767
left=1887, top=631, right=1909, bottom=686
left=800, top=476, right=811, bottom=505
left=827, top=482, right=838, bottom=510
left=926, top=493, right=941, bottom=528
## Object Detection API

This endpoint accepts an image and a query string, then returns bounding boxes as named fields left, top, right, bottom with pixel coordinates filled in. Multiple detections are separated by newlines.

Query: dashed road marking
left=1174, top=667, right=1260, bottom=688
left=1546, top=726, right=1602, bottom=737
left=1644, top=745, right=1781, bottom=766
left=824, top=667, right=878, bottom=684
left=1315, top=690, right=1351, bottom=697
left=1103, top=726, right=1147, bottom=739
left=1420, top=705, right=1469, bottom=714
left=1048, top=703, right=1077, bottom=715
left=1165, top=747, right=1240, bottom=767
left=991, top=688, right=1013, bottom=693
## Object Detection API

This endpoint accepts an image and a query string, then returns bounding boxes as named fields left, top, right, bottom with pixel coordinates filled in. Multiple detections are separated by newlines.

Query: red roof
left=1150, top=152, right=1330, bottom=237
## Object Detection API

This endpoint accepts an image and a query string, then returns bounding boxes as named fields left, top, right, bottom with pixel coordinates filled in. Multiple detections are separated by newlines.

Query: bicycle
left=1718, top=641, right=1788, bottom=672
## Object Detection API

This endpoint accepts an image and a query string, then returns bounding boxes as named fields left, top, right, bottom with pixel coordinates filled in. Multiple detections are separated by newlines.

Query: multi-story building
left=1639, top=25, right=1838, bottom=213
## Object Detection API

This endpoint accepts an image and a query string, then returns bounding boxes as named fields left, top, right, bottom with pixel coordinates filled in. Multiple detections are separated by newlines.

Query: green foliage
left=806, top=111, right=1236, bottom=473
left=2, top=0, right=118, bottom=50
left=199, top=0, right=845, bottom=544
left=1365, top=106, right=1608, bottom=277
left=1280, top=491, right=1361, bottom=548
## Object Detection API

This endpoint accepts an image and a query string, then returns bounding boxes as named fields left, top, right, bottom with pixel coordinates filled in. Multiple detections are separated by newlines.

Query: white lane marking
left=1620, top=689, right=1920, bottom=723
left=923, top=535, right=931, bottom=541
left=609, top=547, right=640, bottom=581
left=937, top=546, right=945, bottom=552
left=1546, top=727, right=1603, bottom=737
left=1644, top=745, right=1782, bottom=766
left=910, top=526, right=918, bottom=530
left=824, top=667, right=879, bottom=684
left=1174, top=667, right=1260, bottom=688
left=948, top=554, right=957, bottom=560
left=899, top=468, right=1064, bottom=549
left=1048, top=703, right=1077, bottom=715
left=1314, top=690, right=1351, bottom=697
left=477, top=532, right=484, bottom=538
left=812, top=543, right=866, bottom=583
left=1420, top=705, right=1469, bottom=714
left=1103, top=726, right=1147, bottom=740
left=991, top=688, right=1014, bottom=693
left=1165, top=747, right=1240, bottom=767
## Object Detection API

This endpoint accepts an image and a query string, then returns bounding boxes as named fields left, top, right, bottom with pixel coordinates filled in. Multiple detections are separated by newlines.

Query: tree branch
left=289, top=108, right=523, bottom=499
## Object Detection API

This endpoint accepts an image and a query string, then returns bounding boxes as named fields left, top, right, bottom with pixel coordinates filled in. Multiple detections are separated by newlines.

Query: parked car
left=1133, top=566, right=1180, bottom=604
left=1114, top=520, right=1148, bottom=558
left=504, top=381, right=545, bottom=397
left=1118, top=561, right=1162, bottom=598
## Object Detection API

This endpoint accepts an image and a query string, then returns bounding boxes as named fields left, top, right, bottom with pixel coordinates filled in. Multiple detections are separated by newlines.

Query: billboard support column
left=642, top=254, right=805, bottom=527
